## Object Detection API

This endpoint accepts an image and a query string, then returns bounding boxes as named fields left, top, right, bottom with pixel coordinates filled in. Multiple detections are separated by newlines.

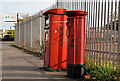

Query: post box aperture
left=45, top=14, right=50, bottom=28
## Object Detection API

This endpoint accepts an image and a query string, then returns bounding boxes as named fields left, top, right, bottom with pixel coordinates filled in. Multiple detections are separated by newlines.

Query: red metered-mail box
left=43, top=8, right=68, bottom=69
left=65, top=10, right=88, bottom=78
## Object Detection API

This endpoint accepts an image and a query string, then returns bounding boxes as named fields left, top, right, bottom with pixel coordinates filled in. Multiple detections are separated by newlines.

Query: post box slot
left=45, top=32, right=48, bottom=41
left=66, top=21, right=69, bottom=26
left=67, top=27, right=70, bottom=38
left=45, top=14, right=50, bottom=28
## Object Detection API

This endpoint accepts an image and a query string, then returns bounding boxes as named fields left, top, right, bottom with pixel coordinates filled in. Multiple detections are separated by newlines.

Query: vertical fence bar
left=110, top=0, right=113, bottom=64
left=85, top=0, right=86, bottom=11
left=71, top=0, right=72, bottom=10
left=55, top=0, right=58, bottom=8
left=70, top=0, right=72, bottom=9
left=113, top=0, right=117, bottom=65
left=39, top=15, right=42, bottom=45
left=106, top=0, right=110, bottom=65
left=57, top=0, right=60, bottom=8
left=74, top=0, right=75, bottom=10
left=19, top=23, right=20, bottom=47
left=66, top=0, right=68, bottom=9
left=92, top=0, right=95, bottom=61
left=86, top=0, right=89, bottom=58
left=60, top=0, right=62, bottom=8
left=24, top=20, right=26, bottom=48
left=78, top=0, right=80, bottom=10
left=57, top=0, right=59, bottom=8
left=76, top=0, right=78, bottom=9
left=72, top=0, right=74, bottom=10
left=79, top=0, right=81, bottom=10
left=75, top=0, right=77, bottom=10
left=88, top=1, right=91, bottom=61
left=97, top=1, right=100, bottom=65
left=68, top=0, right=70, bottom=9
left=73, top=0, right=75, bottom=10
left=31, top=17, right=32, bottom=48
left=99, top=0, right=103, bottom=65
left=103, top=1, right=106, bottom=66
left=90, top=0, right=93, bottom=61
left=83, top=0, right=85, bottom=10
left=95, top=0, right=98, bottom=65
left=66, top=1, right=69, bottom=9
left=118, top=0, right=120, bottom=65
left=81, top=0, right=83, bottom=10
left=61, top=0, right=63, bottom=8
left=91, top=0, right=95, bottom=60
left=62, top=0, right=64, bottom=9
left=74, top=0, right=76, bottom=10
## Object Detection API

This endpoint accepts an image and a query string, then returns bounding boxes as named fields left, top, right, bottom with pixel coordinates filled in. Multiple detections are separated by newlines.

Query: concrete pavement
left=2, top=41, right=67, bottom=79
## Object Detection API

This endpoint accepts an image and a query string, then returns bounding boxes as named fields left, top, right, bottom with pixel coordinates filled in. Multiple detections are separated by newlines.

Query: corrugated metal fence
left=15, top=0, right=120, bottom=66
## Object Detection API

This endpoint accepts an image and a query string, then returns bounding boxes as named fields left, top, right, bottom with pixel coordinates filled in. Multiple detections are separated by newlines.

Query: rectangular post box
left=43, top=8, right=68, bottom=69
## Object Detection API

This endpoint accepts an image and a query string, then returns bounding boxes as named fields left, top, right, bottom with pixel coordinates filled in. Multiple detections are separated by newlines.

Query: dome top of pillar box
left=65, top=10, right=88, bottom=17
left=43, top=8, right=69, bottom=15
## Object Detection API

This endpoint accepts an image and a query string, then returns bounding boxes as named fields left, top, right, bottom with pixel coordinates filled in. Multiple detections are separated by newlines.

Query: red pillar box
left=65, top=10, right=88, bottom=78
left=43, top=8, right=68, bottom=69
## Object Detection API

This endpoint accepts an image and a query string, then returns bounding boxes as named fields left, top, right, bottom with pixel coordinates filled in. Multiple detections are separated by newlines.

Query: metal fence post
left=31, top=16, right=33, bottom=48
left=118, top=0, right=120, bottom=65
left=83, top=0, right=85, bottom=11
left=19, top=23, right=20, bottom=47
left=24, top=20, right=26, bottom=48
left=39, top=11, right=42, bottom=46
left=55, top=0, right=58, bottom=8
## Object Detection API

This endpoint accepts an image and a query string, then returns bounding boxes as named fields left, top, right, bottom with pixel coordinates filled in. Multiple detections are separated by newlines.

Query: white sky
left=0, top=0, right=55, bottom=30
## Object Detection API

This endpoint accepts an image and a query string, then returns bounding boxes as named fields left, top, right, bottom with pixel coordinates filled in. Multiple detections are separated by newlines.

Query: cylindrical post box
left=43, top=8, right=68, bottom=69
left=65, top=10, right=88, bottom=78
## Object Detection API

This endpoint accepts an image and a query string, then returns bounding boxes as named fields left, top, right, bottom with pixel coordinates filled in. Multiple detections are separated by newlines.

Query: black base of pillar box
left=67, top=64, right=85, bottom=79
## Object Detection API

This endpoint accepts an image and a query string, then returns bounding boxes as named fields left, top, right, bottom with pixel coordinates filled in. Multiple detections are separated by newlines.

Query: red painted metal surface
left=66, top=10, right=88, bottom=65
left=43, top=8, right=68, bottom=69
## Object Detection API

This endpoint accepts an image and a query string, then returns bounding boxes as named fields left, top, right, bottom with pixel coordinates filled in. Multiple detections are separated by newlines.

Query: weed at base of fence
left=35, top=40, right=45, bottom=59
left=85, top=56, right=120, bottom=80
left=11, top=43, right=16, bottom=47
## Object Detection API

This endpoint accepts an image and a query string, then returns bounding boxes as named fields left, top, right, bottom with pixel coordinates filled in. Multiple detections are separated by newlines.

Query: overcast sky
left=0, top=0, right=119, bottom=30
left=0, top=0, right=55, bottom=30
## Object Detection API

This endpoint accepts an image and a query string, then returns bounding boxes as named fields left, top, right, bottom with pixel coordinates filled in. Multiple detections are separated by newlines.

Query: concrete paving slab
left=2, top=42, right=68, bottom=80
